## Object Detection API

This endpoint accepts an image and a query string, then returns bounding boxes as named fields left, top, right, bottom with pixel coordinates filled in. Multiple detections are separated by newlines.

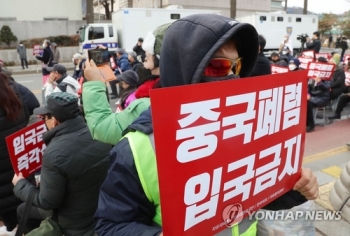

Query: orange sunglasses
left=204, top=57, right=242, bottom=77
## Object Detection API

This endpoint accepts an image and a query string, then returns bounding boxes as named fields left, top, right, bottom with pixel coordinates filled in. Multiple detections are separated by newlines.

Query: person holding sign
left=0, top=73, right=30, bottom=233
left=94, top=14, right=319, bottom=236
left=12, top=92, right=111, bottom=235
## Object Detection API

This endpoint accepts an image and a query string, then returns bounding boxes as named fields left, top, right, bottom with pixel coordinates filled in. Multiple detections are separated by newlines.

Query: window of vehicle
left=109, top=26, right=113, bottom=37
left=277, top=17, right=283, bottom=22
left=171, top=14, right=180, bottom=19
left=271, top=16, right=275, bottom=22
left=88, top=27, right=104, bottom=40
left=296, top=18, right=302, bottom=22
left=260, top=16, right=267, bottom=21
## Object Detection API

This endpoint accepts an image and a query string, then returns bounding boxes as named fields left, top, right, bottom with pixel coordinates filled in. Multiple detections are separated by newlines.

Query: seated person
left=280, top=46, right=293, bottom=62
left=271, top=52, right=288, bottom=67
left=306, top=77, right=330, bottom=132
left=289, top=58, right=301, bottom=71
left=328, top=54, right=345, bottom=100
left=328, top=80, right=350, bottom=119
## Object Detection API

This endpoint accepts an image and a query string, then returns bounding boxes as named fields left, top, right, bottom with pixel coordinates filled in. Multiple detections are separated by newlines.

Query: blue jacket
left=117, top=53, right=131, bottom=74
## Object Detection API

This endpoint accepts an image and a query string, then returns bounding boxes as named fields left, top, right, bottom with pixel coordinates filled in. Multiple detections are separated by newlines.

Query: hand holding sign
left=293, top=168, right=318, bottom=199
left=12, top=172, right=24, bottom=186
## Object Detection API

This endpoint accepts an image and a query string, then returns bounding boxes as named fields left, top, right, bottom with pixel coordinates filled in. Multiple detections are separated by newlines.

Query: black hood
left=160, top=14, right=259, bottom=87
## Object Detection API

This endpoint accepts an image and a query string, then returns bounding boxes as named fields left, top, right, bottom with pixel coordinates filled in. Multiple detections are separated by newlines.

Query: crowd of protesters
left=6, top=13, right=350, bottom=236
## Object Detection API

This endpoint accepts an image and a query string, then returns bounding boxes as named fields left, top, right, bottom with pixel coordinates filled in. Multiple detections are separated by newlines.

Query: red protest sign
left=315, top=53, right=331, bottom=60
left=298, top=57, right=314, bottom=70
left=150, top=70, right=308, bottom=236
left=307, top=62, right=335, bottom=80
left=344, top=54, right=350, bottom=63
left=301, top=50, right=315, bottom=59
left=271, top=65, right=289, bottom=74
left=5, top=121, right=47, bottom=178
left=33, top=44, right=44, bottom=55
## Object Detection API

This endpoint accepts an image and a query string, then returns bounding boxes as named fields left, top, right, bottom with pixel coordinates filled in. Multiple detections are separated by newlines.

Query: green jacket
left=82, top=81, right=150, bottom=145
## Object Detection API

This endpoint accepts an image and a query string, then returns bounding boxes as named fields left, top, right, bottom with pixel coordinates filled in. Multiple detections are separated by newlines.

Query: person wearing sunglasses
left=94, top=14, right=318, bottom=236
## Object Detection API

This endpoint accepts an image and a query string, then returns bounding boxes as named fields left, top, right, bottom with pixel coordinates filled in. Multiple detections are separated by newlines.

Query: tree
left=94, top=0, right=115, bottom=20
left=303, top=0, right=308, bottom=15
left=86, top=0, right=94, bottom=23
left=230, top=0, right=236, bottom=19
left=0, top=25, right=17, bottom=48
left=318, top=14, right=337, bottom=34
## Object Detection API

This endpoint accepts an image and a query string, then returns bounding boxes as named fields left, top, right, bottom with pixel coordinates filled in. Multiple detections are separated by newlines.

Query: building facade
left=0, top=0, right=82, bottom=21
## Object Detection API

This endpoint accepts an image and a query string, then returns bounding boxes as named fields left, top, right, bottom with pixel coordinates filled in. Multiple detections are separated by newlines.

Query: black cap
left=118, top=70, right=138, bottom=87
left=318, top=57, right=328, bottom=63
left=34, top=92, right=79, bottom=120
left=46, top=64, right=67, bottom=74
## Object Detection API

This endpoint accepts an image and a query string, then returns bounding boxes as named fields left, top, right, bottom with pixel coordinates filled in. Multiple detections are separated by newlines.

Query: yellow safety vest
left=124, top=131, right=257, bottom=236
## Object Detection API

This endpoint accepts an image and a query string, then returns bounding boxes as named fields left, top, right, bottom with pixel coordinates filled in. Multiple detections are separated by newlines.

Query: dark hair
left=153, top=54, right=160, bottom=68
left=138, top=38, right=144, bottom=43
left=258, top=35, right=266, bottom=52
left=313, top=31, right=320, bottom=38
left=0, top=73, right=22, bottom=120
left=271, top=52, right=279, bottom=57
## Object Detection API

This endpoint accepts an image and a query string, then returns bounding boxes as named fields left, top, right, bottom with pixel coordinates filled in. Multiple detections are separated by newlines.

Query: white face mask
left=282, top=51, right=287, bottom=55
left=289, top=64, right=297, bottom=71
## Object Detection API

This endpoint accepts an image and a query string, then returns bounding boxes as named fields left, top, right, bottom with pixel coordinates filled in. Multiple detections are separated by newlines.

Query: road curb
left=303, top=146, right=349, bottom=164
left=11, top=66, right=75, bottom=75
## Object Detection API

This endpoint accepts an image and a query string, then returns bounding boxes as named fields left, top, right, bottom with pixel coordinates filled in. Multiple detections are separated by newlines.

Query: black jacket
left=308, top=80, right=331, bottom=106
left=36, top=46, right=53, bottom=75
left=251, top=52, right=272, bottom=77
left=330, top=67, right=346, bottom=99
left=16, top=82, right=40, bottom=115
left=14, top=117, right=111, bottom=236
left=133, top=44, right=145, bottom=62
left=0, top=81, right=29, bottom=216
left=306, top=39, right=321, bottom=53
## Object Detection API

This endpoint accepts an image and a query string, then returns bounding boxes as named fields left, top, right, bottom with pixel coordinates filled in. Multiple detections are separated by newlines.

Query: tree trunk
left=102, top=1, right=111, bottom=20
left=111, top=0, right=114, bottom=13
left=303, top=0, right=308, bottom=15
left=86, top=0, right=94, bottom=23
left=284, top=0, right=288, bottom=11
left=230, top=0, right=236, bottom=19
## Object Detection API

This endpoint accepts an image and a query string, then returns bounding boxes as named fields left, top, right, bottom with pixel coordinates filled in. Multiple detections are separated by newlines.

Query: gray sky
left=286, top=0, right=350, bottom=14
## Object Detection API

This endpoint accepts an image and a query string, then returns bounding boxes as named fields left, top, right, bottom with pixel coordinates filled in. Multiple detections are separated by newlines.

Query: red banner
left=307, top=62, right=335, bottom=80
left=301, top=50, right=315, bottom=59
left=150, top=70, right=308, bottom=236
left=344, top=54, right=350, bottom=63
left=271, top=65, right=289, bottom=74
left=5, top=121, right=47, bottom=178
left=298, top=57, right=314, bottom=70
left=315, top=53, right=331, bottom=60
left=32, top=44, right=44, bottom=55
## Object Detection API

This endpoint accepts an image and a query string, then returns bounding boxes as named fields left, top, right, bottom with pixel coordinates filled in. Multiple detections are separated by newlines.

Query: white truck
left=78, top=8, right=221, bottom=56
left=236, top=12, right=319, bottom=56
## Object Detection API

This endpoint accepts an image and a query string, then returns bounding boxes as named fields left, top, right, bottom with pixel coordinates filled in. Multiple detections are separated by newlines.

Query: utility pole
left=86, top=0, right=94, bottom=23
left=303, top=0, right=308, bottom=15
left=230, top=0, right=236, bottom=19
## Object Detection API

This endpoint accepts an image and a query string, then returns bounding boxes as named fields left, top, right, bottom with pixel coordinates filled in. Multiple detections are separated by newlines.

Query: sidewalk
left=4, top=62, right=75, bottom=75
